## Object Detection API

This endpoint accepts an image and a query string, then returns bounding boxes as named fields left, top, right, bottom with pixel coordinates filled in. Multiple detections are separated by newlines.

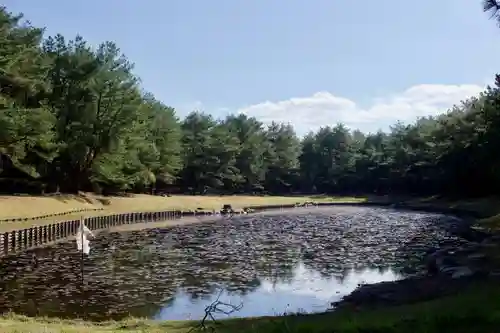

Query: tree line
left=1, top=5, right=500, bottom=197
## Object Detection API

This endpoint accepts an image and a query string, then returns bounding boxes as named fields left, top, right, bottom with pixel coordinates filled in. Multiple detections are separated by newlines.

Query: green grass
left=2, top=280, right=500, bottom=332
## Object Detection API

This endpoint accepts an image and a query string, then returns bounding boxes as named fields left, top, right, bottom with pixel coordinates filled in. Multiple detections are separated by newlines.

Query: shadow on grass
left=48, top=193, right=97, bottom=205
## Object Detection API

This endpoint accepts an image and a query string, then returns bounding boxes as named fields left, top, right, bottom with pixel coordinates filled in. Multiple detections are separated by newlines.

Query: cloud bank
left=237, top=84, right=485, bottom=135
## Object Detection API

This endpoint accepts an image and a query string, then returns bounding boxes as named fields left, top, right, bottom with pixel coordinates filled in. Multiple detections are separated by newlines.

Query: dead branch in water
left=189, top=289, right=243, bottom=332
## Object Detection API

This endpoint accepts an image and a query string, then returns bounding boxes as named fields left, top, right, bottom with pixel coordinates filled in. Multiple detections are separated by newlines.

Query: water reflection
left=155, top=264, right=401, bottom=320
left=0, top=206, right=462, bottom=321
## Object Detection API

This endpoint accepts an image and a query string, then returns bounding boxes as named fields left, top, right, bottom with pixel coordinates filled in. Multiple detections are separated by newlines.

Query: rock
left=220, top=204, right=234, bottom=215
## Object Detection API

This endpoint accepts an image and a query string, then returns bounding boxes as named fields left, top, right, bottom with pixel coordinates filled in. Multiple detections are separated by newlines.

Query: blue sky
left=4, top=0, right=500, bottom=134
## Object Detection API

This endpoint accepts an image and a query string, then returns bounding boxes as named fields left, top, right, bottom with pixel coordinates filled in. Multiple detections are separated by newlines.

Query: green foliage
left=2, top=5, right=500, bottom=198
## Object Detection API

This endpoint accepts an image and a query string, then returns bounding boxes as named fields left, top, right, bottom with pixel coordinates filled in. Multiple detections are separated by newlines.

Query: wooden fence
left=0, top=201, right=363, bottom=257
left=0, top=209, right=200, bottom=257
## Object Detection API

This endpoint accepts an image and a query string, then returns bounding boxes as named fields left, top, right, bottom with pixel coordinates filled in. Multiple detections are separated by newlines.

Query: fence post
left=46, top=224, right=51, bottom=242
left=48, top=224, right=53, bottom=242
left=3, top=233, right=8, bottom=255
left=11, top=231, right=16, bottom=253
left=34, top=227, right=38, bottom=246
left=29, top=228, right=34, bottom=248
left=23, top=229, right=28, bottom=250
left=43, top=225, right=47, bottom=243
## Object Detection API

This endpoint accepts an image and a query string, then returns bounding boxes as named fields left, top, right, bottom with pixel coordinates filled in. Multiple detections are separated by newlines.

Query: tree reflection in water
left=0, top=206, right=464, bottom=320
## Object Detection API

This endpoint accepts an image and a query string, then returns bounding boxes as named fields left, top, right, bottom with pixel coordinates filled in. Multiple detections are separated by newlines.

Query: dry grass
left=100, top=194, right=363, bottom=212
left=0, top=194, right=99, bottom=219
left=0, top=193, right=365, bottom=232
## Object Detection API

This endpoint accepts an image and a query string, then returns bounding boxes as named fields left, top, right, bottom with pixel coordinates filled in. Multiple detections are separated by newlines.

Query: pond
left=0, top=206, right=468, bottom=321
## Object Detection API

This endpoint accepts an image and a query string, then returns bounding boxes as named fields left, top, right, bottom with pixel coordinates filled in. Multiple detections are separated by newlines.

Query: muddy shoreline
left=331, top=212, right=500, bottom=311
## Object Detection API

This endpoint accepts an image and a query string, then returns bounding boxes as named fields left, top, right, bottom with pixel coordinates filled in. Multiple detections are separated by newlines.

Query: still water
left=0, top=206, right=463, bottom=321
left=154, top=264, right=400, bottom=320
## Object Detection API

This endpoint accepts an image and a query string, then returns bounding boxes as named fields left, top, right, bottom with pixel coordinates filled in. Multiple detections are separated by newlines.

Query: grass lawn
left=2, top=280, right=500, bottom=333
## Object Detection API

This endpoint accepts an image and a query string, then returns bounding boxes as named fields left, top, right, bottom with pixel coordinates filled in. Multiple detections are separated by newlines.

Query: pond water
left=154, top=265, right=400, bottom=320
left=0, top=206, right=466, bottom=321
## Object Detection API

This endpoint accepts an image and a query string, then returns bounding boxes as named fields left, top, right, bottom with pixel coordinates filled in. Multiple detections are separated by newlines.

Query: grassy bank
left=395, top=196, right=500, bottom=231
left=0, top=193, right=364, bottom=231
left=2, top=279, right=500, bottom=333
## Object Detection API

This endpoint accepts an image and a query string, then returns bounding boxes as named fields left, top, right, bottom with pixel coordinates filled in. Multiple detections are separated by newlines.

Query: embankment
left=0, top=193, right=364, bottom=231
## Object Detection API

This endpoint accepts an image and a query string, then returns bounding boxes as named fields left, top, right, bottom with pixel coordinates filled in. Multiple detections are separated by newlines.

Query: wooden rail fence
left=0, top=210, right=194, bottom=257
left=0, top=201, right=358, bottom=257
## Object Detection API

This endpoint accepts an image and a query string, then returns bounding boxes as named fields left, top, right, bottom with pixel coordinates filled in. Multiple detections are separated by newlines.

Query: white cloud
left=236, top=84, right=485, bottom=135
left=175, top=101, right=234, bottom=119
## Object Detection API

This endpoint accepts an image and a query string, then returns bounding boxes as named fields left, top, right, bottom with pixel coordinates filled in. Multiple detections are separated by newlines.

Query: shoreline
left=0, top=194, right=364, bottom=232
left=0, top=196, right=499, bottom=332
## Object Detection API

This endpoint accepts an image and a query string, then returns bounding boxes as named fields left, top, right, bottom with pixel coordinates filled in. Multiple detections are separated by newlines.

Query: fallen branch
left=189, top=289, right=243, bottom=332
